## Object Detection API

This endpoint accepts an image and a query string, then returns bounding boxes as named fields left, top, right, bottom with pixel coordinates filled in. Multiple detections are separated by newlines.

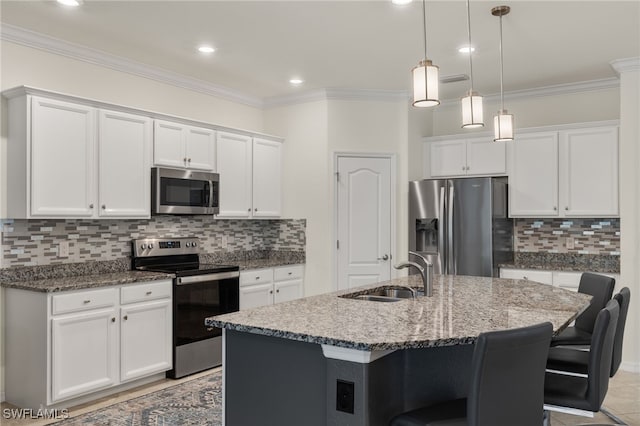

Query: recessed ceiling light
left=458, top=46, right=476, bottom=54
left=289, top=78, right=304, bottom=85
left=391, top=0, right=413, bottom=5
left=197, top=46, right=215, bottom=54
left=57, top=0, right=81, bottom=6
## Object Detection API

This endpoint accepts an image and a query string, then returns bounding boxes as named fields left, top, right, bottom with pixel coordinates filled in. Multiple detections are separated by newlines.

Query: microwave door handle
left=209, top=182, right=214, bottom=208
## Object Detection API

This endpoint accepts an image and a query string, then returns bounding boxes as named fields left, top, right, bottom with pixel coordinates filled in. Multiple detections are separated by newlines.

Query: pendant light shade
left=461, top=90, right=484, bottom=128
left=413, top=59, right=440, bottom=107
left=412, top=0, right=440, bottom=108
left=492, top=5, right=514, bottom=141
left=461, top=0, right=483, bottom=128
left=494, top=109, right=514, bottom=141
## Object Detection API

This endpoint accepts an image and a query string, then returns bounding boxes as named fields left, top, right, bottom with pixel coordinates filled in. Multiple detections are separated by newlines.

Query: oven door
left=174, top=271, right=239, bottom=346
left=152, top=167, right=219, bottom=215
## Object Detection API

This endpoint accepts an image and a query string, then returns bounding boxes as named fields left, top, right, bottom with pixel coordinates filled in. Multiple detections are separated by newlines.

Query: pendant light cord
left=499, top=13, right=505, bottom=110
left=422, top=0, right=428, bottom=59
left=466, top=0, right=474, bottom=93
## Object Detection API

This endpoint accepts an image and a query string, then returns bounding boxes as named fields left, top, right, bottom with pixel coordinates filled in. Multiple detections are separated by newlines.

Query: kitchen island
left=207, top=274, right=591, bottom=426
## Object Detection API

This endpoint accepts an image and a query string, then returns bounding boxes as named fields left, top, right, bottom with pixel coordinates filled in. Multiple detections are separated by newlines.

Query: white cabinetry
left=509, top=125, right=618, bottom=218
left=500, top=267, right=619, bottom=292
left=239, top=265, right=304, bottom=310
left=5, top=280, right=172, bottom=409
left=153, top=119, right=216, bottom=171
left=6, top=93, right=151, bottom=219
left=428, top=137, right=506, bottom=178
left=216, top=132, right=282, bottom=218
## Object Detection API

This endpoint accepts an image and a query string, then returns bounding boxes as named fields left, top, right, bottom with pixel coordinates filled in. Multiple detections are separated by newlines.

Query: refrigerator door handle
left=448, top=184, right=455, bottom=275
left=438, top=186, right=445, bottom=274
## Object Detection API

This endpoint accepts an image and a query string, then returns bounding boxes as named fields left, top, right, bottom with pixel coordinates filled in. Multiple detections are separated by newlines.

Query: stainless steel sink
left=340, top=286, right=423, bottom=302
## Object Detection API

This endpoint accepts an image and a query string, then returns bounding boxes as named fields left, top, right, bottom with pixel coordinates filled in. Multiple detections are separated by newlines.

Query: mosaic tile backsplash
left=1, top=217, right=306, bottom=268
left=514, top=218, right=620, bottom=255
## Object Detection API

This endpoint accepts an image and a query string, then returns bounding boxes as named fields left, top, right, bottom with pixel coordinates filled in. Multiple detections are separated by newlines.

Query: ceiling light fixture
left=197, top=46, right=215, bottom=54
left=289, top=78, right=303, bottom=85
left=492, top=5, right=514, bottom=141
left=458, top=46, right=475, bottom=54
left=392, top=0, right=413, bottom=5
left=412, top=0, right=439, bottom=107
left=461, top=0, right=483, bottom=128
left=56, top=0, right=81, bottom=6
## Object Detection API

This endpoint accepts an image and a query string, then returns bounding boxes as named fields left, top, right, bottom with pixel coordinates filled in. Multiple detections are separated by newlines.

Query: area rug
left=51, top=371, right=222, bottom=426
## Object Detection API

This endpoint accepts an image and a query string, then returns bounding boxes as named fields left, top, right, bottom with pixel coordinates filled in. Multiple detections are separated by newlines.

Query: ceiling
left=1, top=1, right=639, bottom=103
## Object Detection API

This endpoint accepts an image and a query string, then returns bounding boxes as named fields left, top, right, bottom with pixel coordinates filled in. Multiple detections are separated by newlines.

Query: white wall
left=0, top=40, right=265, bottom=402
left=263, top=101, right=330, bottom=296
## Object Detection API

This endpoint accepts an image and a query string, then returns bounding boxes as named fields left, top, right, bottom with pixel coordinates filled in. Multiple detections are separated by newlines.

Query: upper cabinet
left=428, top=137, right=506, bottom=178
left=509, top=125, right=619, bottom=217
left=7, top=94, right=151, bottom=219
left=153, top=119, right=216, bottom=171
left=216, top=132, right=282, bottom=218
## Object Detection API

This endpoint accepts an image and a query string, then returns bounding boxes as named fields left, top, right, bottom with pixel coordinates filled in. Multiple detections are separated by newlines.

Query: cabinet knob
left=254, top=208, right=258, bottom=212
left=183, top=157, right=188, bottom=164
left=102, top=205, right=106, bottom=210
left=248, top=208, right=251, bottom=212
left=255, top=276, right=260, bottom=280
left=269, top=290, right=273, bottom=294
left=111, top=317, right=116, bottom=323
left=553, top=206, right=557, bottom=211
left=188, top=158, right=192, bottom=163
left=565, top=207, right=569, bottom=211
left=123, top=315, right=128, bottom=321
left=83, top=300, right=91, bottom=304
left=462, top=166, right=465, bottom=171
left=276, top=289, right=280, bottom=293
left=146, top=291, right=152, bottom=295
left=288, top=272, right=292, bottom=275
left=466, top=166, right=470, bottom=170
left=523, top=276, right=528, bottom=280
left=89, top=204, right=94, bottom=209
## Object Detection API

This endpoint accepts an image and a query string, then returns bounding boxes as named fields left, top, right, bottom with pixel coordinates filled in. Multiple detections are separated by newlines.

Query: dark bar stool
left=551, top=272, right=615, bottom=347
left=389, top=322, right=553, bottom=426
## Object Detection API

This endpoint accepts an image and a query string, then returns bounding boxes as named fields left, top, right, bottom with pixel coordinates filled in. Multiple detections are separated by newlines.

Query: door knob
left=378, top=254, right=389, bottom=261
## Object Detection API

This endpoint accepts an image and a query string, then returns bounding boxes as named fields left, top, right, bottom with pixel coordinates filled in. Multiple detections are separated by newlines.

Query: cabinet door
left=216, top=131, right=252, bottom=217
left=430, top=139, right=467, bottom=177
left=98, top=110, right=151, bottom=218
left=466, top=138, right=507, bottom=176
left=239, top=283, right=273, bottom=310
left=30, top=97, right=95, bottom=217
left=120, top=299, right=172, bottom=382
left=509, top=132, right=559, bottom=217
left=560, top=127, right=618, bottom=216
left=185, top=126, right=216, bottom=171
left=252, top=138, right=282, bottom=217
left=51, top=308, right=118, bottom=402
left=274, top=279, right=303, bottom=304
left=153, top=120, right=185, bottom=168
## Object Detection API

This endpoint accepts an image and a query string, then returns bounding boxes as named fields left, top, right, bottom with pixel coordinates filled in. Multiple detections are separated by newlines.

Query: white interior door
left=337, top=156, right=392, bottom=290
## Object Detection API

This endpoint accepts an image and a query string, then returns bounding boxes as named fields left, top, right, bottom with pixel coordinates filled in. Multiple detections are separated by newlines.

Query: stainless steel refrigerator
left=409, top=177, right=513, bottom=277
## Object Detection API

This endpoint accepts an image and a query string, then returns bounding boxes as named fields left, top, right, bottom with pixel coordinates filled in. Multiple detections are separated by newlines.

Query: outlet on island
left=58, top=241, right=69, bottom=257
left=336, top=380, right=355, bottom=414
left=565, top=237, right=575, bottom=250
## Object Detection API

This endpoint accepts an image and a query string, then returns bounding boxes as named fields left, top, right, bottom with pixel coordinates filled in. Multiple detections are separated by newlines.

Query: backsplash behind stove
left=514, top=218, right=620, bottom=255
left=1, top=217, right=305, bottom=268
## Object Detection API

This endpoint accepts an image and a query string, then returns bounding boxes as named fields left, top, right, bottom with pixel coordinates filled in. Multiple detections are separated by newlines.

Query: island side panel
left=224, top=330, right=327, bottom=425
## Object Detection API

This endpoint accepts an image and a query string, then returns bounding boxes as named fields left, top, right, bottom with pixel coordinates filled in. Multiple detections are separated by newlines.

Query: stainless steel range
left=132, top=237, right=239, bottom=379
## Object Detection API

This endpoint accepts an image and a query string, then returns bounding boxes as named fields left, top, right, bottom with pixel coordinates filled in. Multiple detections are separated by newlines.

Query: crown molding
left=438, top=77, right=620, bottom=108
left=0, top=23, right=263, bottom=108
left=610, top=57, right=640, bottom=75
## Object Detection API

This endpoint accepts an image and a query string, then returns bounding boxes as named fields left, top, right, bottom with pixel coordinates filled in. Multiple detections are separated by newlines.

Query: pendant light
left=412, top=0, right=439, bottom=107
left=461, top=0, right=484, bottom=128
left=492, top=5, right=514, bottom=141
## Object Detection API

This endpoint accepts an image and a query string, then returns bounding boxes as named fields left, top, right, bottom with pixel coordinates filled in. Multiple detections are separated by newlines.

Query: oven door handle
left=177, top=271, right=240, bottom=285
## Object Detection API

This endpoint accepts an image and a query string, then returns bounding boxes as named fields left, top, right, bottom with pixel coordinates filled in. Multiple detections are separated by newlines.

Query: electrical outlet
left=566, top=237, right=575, bottom=250
left=221, top=236, right=228, bottom=249
left=336, top=380, right=355, bottom=414
left=58, top=241, right=69, bottom=257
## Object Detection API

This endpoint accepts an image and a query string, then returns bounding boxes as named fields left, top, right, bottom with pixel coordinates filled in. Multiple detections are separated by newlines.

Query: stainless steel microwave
left=152, top=167, right=219, bottom=215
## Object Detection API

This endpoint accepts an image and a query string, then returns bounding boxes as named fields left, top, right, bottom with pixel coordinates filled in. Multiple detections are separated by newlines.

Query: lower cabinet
left=500, top=268, right=619, bottom=292
left=239, top=264, right=304, bottom=310
left=5, top=280, right=172, bottom=409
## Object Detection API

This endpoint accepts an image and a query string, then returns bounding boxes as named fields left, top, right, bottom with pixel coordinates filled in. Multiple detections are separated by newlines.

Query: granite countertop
left=499, top=252, right=620, bottom=274
left=207, top=274, right=591, bottom=351
left=0, top=270, right=175, bottom=293
left=235, top=258, right=303, bottom=270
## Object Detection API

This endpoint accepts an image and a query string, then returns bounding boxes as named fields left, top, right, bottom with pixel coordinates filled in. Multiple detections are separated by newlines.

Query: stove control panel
left=132, top=238, right=200, bottom=257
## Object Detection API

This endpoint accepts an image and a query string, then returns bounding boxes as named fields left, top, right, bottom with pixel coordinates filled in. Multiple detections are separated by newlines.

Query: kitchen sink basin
left=340, top=285, right=423, bottom=302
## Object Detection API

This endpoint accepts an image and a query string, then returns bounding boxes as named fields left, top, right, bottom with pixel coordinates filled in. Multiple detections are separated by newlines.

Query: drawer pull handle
left=111, top=317, right=116, bottom=323
left=123, top=315, right=128, bottom=321
left=288, top=272, right=292, bottom=275
left=146, top=291, right=152, bottom=295
left=83, top=300, right=91, bottom=304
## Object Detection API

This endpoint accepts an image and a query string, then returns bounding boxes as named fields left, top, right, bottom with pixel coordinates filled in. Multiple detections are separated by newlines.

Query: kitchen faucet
left=394, top=251, right=433, bottom=297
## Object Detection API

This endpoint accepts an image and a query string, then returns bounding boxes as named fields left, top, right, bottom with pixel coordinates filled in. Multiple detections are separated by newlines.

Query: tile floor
left=1, top=368, right=639, bottom=425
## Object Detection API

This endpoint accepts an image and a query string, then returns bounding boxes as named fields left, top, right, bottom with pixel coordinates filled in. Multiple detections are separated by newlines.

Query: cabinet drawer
left=274, top=265, right=304, bottom=281
left=240, top=268, right=273, bottom=287
left=52, top=288, right=118, bottom=316
left=121, top=280, right=172, bottom=304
